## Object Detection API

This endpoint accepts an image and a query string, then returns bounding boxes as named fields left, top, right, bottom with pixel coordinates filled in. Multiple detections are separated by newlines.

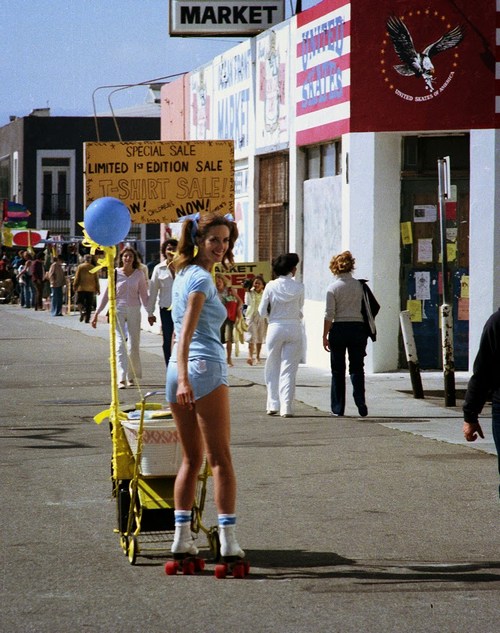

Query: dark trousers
left=160, top=307, right=174, bottom=367
left=491, top=403, right=500, bottom=498
left=78, top=291, right=94, bottom=323
left=328, top=322, right=368, bottom=415
left=33, top=280, right=44, bottom=310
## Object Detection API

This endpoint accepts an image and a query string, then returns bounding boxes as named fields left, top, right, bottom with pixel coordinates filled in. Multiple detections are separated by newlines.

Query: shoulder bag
left=359, top=279, right=380, bottom=341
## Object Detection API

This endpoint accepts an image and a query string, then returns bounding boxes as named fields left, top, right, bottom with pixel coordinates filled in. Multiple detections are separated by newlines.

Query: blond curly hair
left=329, top=250, right=355, bottom=275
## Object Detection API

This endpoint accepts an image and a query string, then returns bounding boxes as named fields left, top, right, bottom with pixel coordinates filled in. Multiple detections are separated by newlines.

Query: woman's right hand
left=322, top=335, right=330, bottom=352
left=91, top=314, right=98, bottom=329
left=176, top=379, right=195, bottom=410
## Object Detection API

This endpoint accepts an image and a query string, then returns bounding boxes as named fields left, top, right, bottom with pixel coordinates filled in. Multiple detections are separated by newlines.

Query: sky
left=1, top=0, right=319, bottom=127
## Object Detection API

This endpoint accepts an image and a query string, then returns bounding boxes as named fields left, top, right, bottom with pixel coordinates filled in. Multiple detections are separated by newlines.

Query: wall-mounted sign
left=214, top=41, right=253, bottom=158
left=352, top=0, right=496, bottom=131
left=295, top=0, right=350, bottom=145
left=256, top=23, right=289, bottom=150
left=169, top=0, right=285, bottom=37
left=84, top=140, right=234, bottom=224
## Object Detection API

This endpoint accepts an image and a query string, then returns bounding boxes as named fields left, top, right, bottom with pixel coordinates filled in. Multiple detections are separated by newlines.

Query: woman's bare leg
left=170, top=402, right=204, bottom=510
left=195, top=384, right=236, bottom=514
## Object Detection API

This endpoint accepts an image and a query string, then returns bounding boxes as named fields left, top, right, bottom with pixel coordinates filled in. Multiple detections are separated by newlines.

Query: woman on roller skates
left=166, top=212, right=245, bottom=568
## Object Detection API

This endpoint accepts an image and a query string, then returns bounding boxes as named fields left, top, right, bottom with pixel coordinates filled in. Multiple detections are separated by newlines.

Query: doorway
left=400, top=135, right=470, bottom=370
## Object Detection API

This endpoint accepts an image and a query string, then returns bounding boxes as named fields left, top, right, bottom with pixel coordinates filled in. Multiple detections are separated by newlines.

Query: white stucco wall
left=302, top=175, right=343, bottom=370
left=300, top=133, right=402, bottom=372
left=344, top=132, right=402, bottom=372
left=468, top=128, right=500, bottom=366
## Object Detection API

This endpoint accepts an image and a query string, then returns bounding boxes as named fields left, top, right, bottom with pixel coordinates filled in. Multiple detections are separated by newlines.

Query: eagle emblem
left=386, top=15, right=465, bottom=91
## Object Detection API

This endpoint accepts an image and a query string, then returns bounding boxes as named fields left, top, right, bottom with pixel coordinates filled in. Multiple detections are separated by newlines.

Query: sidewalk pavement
left=10, top=304, right=497, bottom=457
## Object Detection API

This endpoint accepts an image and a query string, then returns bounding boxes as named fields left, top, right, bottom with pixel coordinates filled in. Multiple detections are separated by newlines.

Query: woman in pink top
left=92, top=246, right=149, bottom=388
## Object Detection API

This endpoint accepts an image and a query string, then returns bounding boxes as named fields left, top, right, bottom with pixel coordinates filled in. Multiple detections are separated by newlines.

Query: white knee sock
left=218, top=514, right=245, bottom=558
left=171, top=510, right=199, bottom=555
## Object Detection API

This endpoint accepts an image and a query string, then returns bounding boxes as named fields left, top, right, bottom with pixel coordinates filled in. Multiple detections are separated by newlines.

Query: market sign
left=169, top=0, right=285, bottom=36
left=84, top=140, right=234, bottom=224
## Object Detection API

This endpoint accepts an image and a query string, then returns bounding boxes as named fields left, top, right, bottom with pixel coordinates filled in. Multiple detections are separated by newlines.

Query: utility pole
left=437, top=156, right=456, bottom=406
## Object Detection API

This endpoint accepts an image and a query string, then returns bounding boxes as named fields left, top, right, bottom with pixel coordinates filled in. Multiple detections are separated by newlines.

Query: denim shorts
left=166, top=358, right=228, bottom=403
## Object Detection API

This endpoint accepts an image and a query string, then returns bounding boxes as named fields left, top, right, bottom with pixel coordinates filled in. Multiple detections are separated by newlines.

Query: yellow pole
left=84, top=233, right=133, bottom=481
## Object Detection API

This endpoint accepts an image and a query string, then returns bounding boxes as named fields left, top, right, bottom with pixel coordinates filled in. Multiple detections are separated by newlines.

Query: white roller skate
left=165, top=523, right=204, bottom=576
left=215, top=525, right=249, bottom=579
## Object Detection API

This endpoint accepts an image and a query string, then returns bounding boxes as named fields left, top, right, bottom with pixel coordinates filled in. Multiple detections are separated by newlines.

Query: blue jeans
left=159, top=307, right=174, bottom=367
left=51, top=286, right=63, bottom=316
left=21, top=280, right=34, bottom=308
left=491, top=403, right=500, bottom=498
left=328, top=322, right=368, bottom=415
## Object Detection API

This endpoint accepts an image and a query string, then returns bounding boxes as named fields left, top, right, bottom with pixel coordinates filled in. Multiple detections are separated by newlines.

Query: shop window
left=305, top=140, right=341, bottom=179
left=402, top=135, right=469, bottom=175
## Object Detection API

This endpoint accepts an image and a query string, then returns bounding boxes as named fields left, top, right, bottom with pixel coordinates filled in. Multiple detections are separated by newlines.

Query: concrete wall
left=344, top=132, right=402, bottom=372
left=468, top=128, right=500, bottom=365
left=161, top=77, right=188, bottom=141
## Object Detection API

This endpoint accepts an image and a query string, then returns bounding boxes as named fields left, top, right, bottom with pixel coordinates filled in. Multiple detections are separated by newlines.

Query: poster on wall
left=214, top=41, right=253, bottom=160
left=295, top=0, right=350, bottom=146
left=189, top=64, right=214, bottom=140
left=84, top=141, right=234, bottom=223
left=233, top=165, right=250, bottom=261
left=414, top=271, right=431, bottom=300
left=417, top=238, right=433, bottom=263
left=255, top=23, right=289, bottom=151
left=413, top=205, right=437, bottom=223
left=351, top=0, right=496, bottom=131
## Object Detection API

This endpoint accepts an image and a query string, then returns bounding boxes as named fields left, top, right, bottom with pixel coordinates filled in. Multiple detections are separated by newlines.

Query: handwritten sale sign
left=84, top=140, right=234, bottom=223
left=214, top=261, right=272, bottom=301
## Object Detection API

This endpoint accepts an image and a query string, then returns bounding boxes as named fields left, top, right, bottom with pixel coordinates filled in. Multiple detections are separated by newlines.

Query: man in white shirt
left=147, top=238, right=178, bottom=366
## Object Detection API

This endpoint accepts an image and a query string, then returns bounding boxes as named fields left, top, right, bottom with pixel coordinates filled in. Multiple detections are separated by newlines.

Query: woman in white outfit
left=258, top=253, right=305, bottom=418
left=91, top=246, right=149, bottom=388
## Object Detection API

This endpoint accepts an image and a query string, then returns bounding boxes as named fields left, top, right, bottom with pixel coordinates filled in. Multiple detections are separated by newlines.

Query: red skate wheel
left=232, top=562, right=246, bottom=578
left=182, top=560, right=195, bottom=575
left=214, top=563, right=227, bottom=579
left=194, top=558, right=205, bottom=572
left=243, top=561, right=250, bottom=575
left=165, top=561, right=179, bottom=576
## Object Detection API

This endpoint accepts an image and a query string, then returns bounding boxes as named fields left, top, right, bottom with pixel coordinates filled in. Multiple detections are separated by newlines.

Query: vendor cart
left=115, top=390, right=220, bottom=565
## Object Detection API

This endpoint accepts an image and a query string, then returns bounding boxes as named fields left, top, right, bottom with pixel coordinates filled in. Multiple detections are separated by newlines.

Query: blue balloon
left=84, top=197, right=131, bottom=246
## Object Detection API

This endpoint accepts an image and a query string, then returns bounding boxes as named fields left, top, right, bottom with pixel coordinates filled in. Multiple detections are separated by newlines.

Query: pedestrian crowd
left=0, top=242, right=439, bottom=426
left=0, top=247, right=93, bottom=317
